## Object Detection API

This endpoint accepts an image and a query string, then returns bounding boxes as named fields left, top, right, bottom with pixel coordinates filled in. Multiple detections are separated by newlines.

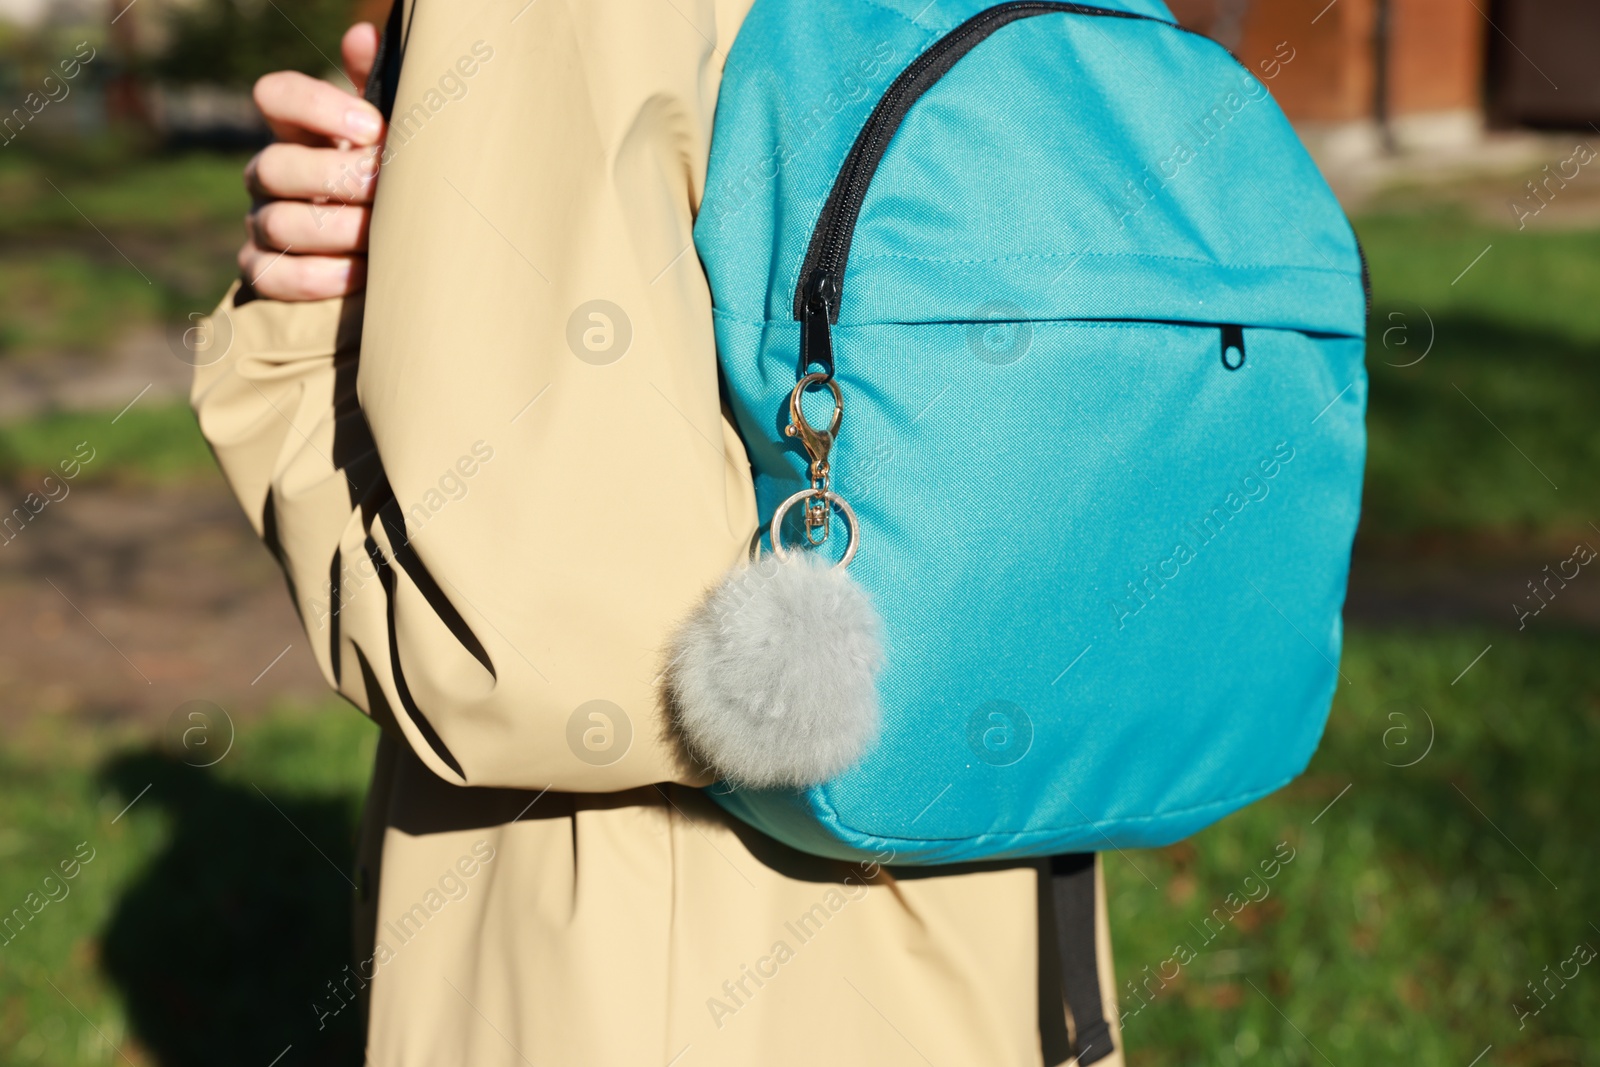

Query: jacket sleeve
left=191, top=0, right=758, bottom=791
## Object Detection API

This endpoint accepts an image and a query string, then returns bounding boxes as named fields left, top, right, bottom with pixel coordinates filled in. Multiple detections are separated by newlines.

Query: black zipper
left=1357, top=238, right=1373, bottom=320
left=793, top=0, right=1370, bottom=378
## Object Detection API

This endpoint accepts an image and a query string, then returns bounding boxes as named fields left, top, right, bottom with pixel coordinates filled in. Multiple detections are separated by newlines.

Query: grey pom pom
left=666, top=551, right=884, bottom=788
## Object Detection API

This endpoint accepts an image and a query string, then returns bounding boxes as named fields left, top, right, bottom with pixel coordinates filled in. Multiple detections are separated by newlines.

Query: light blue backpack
left=690, top=0, right=1366, bottom=873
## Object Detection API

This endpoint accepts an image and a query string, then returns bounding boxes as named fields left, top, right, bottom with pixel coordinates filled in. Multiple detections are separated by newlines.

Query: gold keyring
left=766, top=489, right=859, bottom=569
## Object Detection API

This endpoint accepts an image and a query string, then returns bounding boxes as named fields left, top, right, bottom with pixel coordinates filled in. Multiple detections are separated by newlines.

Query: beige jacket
left=192, top=0, right=1122, bottom=1062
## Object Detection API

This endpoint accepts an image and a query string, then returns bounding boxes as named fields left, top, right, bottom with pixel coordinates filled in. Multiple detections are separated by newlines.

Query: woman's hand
left=239, top=23, right=385, bottom=301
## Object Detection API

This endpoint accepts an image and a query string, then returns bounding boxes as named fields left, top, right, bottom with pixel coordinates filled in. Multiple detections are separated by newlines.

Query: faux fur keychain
left=666, top=376, right=884, bottom=788
left=667, top=548, right=882, bottom=787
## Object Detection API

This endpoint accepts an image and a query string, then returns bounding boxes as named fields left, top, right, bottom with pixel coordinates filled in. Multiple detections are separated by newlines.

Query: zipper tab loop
left=1220, top=324, right=1245, bottom=370
left=799, top=271, right=839, bottom=379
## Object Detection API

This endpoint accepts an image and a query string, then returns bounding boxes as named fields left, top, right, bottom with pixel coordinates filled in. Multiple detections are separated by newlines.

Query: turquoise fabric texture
left=693, top=0, right=1369, bottom=863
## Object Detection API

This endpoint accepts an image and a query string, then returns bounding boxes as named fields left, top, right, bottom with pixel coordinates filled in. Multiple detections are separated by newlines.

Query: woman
left=197, top=2, right=1121, bottom=1063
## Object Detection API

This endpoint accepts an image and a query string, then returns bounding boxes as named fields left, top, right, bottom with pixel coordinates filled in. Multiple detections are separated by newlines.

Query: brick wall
left=1168, top=0, right=1485, bottom=123
left=1389, top=0, right=1485, bottom=115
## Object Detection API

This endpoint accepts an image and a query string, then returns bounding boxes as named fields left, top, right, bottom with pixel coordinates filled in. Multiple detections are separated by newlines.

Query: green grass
left=1, top=632, right=1591, bottom=1065
left=2, top=147, right=1597, bottom=1065
left=0, top=150, right=247, bottom=360
left=0, top=703, right=378, bottom=1067
left=1355, top=206, right=1600, bottom=544
left=0, top=403, right=215, bottom=486
left=0, top=147, right=1597, bottom=544
left=0, top=149, right=250, bottom=240
left=1108, top=626, right=1600, bottom=1066
left=0, top=254, right=170, bottom=356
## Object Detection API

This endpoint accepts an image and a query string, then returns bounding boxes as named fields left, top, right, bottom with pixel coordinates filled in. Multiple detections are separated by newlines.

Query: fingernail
left=346, top=108, right=382, bottom=140
left=357, top=148, right=380, bottom=176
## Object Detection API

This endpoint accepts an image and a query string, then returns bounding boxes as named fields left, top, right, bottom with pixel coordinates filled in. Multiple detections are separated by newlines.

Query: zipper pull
left=1220, top=324, right=1245, bottom=370
left=799, top=270, right=838, bottom=379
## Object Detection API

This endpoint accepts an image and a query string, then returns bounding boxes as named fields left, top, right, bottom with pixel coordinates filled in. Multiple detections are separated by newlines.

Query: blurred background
left=0, top=0, right=1596, bottom=1064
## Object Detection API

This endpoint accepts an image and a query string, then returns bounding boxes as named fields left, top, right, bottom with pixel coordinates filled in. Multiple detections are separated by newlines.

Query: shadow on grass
left=1320, top=626, right=1600, bottom=998
left=1107, top=624, right=1600, bottom=1064
left=1362, top=310, right=1600, bottom=545
left=97, top=750, right=364, bottom=1067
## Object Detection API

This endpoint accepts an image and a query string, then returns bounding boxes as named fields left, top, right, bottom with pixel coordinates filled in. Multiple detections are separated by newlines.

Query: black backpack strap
left=363, top=0, right=407, bottom=119
left=1050, top=853, right=1115, bottom=1065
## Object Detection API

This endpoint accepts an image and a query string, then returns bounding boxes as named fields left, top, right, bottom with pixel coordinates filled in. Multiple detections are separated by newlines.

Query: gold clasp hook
left=786, top=373, right=842, bottom=473
left=784, top=373, right=844, bottom=546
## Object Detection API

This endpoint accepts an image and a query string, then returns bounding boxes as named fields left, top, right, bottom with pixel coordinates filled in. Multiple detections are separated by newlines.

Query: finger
left=245, top=142, right=379, bottom=203
left=248, top=200, right=371, bottom=254
left=343, top=22, right=380, bottom=96
left=253, top=70, right=384, bottom=147
left=239, top=240, right=367, bottom=302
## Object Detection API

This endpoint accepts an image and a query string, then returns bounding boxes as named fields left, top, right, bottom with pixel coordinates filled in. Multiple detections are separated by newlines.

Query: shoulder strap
left=363, top=0, right=407, bottom=119
left=1050, top=853, right=1114, bottom=1065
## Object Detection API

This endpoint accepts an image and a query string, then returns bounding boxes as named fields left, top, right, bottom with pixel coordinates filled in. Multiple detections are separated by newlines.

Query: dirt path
left=3, top=470, right=1597, bottom=739
left=1346, top=544, right=1600, bottom=633
left=0, top=325, right=195, bottom=422
left=0, top=476, right=331, bottom=730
